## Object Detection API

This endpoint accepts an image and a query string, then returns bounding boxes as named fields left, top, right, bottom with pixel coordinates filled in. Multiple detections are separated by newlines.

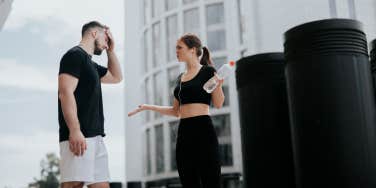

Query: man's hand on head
left=105, top=27, right=115, bottom=52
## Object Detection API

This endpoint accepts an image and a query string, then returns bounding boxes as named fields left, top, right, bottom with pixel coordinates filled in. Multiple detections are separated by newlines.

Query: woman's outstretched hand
left=128, top=104, right=149, bottom=117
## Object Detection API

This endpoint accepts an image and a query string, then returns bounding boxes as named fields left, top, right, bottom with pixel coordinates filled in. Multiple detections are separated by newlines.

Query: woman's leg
left=199, top=118, right=222, bottom=188
left=176, top=123, right=201, bottom=188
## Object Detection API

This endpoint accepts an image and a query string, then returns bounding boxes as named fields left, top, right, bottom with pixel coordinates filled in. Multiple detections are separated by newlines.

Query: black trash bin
left=236, top=53, right=295, bottom=188
left=284, top=19, right=376, bottom=188
left=371, top=39, right=376, bottom=92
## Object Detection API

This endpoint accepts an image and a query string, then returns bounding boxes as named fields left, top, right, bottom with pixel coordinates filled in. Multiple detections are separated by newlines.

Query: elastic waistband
left=180, top=115, right=211, bottom=124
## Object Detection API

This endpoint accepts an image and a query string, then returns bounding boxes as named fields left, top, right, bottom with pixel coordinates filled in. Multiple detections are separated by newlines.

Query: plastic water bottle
left=203, top=61, right=235, bottom=93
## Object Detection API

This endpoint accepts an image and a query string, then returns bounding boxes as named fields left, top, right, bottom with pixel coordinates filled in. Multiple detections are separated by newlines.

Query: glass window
left=168, top=66, right=180, bottom=105
left=143, top=0, right=150, bottom=24
left=206, top=3, right=226, bottom=51
left=224, top=178, right=243, bottom=188
left=169, top=121, right=179, bottom=171
left=152, top=0, right=163, bottom=18
left=212, top=114, right=233, bottom=166
left=219, top=144, right=233, bottom=166
left=146, top=129, right=152, bottom=175
left=328, top=0, right=337, bottom=18
left=212, top=57, right=230, bottom=106
left=152, top=22, right=162, bottom=68
left=212, top=114, right=231, bottom=137
left=184, top=8, right=200, bottom=36
left=237, top=0, right=247, bottom=44
left=153, top=72, right=164, bottom=118
left=348, top=0, right=356, bottom=19
left=143, top=30, right=149, bottom=73
left=166, top=0, right=177, bottom=11
left=145, top=78, right=152, bottom=122
left=207, top=30, right=226, bottom=51
left=166, top=15, right=178, bottom=62
left=183, top=0, right=198, bottom=5
left=206, top=3, right=224, bottom=25
left=155, top=124, right=164, bottom=173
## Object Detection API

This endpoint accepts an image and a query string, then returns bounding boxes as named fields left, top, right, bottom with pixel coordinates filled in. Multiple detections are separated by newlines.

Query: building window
left=212, top=114, right=233, bottom=166
left=155, top=124, right=165, bottom=173
left=237, top=0, right=247, bottom=44
left=206, top=3, right=226, bottom=51
left=153, top=72, right=164, bottom=118
left=145, top=78, right=152, bottom=122
left=206, top=3, right=224, bottom=25
left=151, top=0, right=163, bottom=18
left=207, top=30, right=226, bottom=51
left=183, top=0, right=198, bottom=5
left=219, top=144, right=233, bottom=167
left=328, top=0, right=337, bottom=18
left=143, top=30, right=149, bottom=73
left=166, top=0, right=177, bottom=11
left=168, top=66, right=180, bottom=105
left=143, top=0, right=150, bottom=24
left=169, top=121, right=179, bottom=171
left=184, top=8, right=200, bottom=36
left=212, top=57, right=230, bottom=106
left=348, top=0, right=356, bottom=19
left=146, top=129, right=152, bottom=175
left=166, top=14, right=178, bottom=62
left=152, top=22, right=162, bottom=68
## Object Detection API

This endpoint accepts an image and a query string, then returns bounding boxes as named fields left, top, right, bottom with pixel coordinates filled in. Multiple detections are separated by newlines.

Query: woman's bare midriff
left=179, top=103, right=210, bottom=119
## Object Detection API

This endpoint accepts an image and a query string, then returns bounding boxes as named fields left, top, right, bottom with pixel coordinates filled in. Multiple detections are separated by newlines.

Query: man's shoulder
left=65, top=46, right=85, bottom=57
left=61, top=46, right=86, bottom=63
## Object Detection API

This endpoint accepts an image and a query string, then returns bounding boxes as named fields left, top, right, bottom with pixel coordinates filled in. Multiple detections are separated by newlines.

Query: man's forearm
left=107, top=51, right=122, bottom=81
left=59, top=92, right=80, bottom=131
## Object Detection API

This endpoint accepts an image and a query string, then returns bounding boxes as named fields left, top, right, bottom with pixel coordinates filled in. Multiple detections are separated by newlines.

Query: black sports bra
left=173, top=65, right=216, bottom=105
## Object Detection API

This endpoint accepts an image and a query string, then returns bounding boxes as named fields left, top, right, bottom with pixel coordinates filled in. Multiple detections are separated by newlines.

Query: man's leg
left=87, top=182, right=110, bottom=188
left=89, top=136, right=111, bottom=186
left=61, top=182, right=84, bottom=188
left=59, top=138, right=96, bottom=186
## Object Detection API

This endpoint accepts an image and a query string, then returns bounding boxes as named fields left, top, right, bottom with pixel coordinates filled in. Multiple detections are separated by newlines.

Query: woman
left=128, top=33, right=225, bottom=188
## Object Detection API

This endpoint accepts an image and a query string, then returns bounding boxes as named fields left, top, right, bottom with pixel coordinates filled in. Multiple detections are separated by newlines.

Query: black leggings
left=176, top=115, right=221, bottom=188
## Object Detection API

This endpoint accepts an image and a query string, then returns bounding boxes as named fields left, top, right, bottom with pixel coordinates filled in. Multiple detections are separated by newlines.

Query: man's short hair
left=81, top=21, right=106, bottom=37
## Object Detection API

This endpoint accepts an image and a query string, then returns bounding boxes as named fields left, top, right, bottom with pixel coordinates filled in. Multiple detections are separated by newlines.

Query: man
left=58, top=21, right=122, bottom=188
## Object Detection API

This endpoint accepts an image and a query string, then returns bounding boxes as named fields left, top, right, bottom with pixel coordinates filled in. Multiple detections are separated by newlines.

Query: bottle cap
left=229, top=60, right=235, bottom=67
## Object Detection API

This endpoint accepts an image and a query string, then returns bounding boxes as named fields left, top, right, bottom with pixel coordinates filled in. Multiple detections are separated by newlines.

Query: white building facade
left=124, top=0, right=376, bottom=187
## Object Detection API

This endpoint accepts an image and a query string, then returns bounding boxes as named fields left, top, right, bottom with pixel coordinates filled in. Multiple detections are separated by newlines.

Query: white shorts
left=59, top=135, right=110, bottom=185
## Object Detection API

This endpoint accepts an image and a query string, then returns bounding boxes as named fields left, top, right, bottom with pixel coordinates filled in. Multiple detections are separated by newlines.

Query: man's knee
left=61, top=182, right=84, bottom=188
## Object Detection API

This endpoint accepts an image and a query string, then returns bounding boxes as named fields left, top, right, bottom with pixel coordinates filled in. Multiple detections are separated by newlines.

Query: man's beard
left=94, top=39, right=103, bottom=55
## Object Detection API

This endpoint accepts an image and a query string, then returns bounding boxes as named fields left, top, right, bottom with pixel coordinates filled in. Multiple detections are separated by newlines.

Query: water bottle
left=203, top=61, right=235, bottom=93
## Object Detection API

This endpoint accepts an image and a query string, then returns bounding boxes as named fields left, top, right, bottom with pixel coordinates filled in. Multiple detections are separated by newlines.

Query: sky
left=0, top=0, right=126, bottom=187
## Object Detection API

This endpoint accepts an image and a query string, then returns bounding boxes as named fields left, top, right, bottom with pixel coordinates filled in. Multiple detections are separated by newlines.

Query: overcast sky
left=0, top=0, right=126, bottom=187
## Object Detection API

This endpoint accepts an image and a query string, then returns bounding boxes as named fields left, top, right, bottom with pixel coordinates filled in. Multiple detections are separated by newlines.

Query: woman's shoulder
left=200, top=65, right=216, bottom=79
left=202, top=65, right=216, bottom=74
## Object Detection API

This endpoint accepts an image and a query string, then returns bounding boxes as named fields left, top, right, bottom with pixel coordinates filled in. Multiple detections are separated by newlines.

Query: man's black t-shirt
left=58, top=46, right=108, bottom=142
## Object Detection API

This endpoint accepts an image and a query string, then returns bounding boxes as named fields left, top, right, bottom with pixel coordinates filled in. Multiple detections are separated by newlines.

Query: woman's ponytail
left=200, top=46, right=213, bottom=66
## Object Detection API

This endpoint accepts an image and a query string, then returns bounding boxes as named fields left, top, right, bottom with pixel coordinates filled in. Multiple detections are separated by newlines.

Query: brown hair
left=179, top=33, right=213, bottom=66
left=81, top=21, right=106, bottom=37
